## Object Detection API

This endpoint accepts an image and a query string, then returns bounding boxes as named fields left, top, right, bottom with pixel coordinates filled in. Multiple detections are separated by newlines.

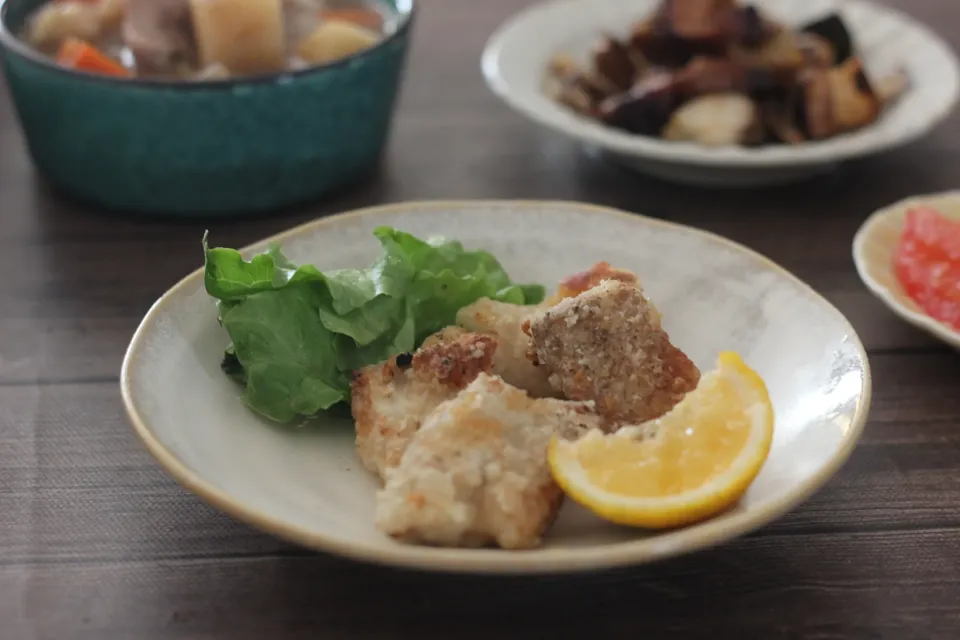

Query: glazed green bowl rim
left=0, top=0, right=415, bottom=90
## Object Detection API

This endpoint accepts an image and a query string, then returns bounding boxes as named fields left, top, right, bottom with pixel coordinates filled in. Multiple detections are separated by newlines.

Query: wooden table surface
left=4, top=0, right=960, bottom=637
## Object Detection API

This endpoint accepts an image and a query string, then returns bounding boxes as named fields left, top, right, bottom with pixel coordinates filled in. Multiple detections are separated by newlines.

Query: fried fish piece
left=351, top=332, right=497, bottom=480
left=454, top=262, right=639, bottom=397
left=375, top=373, right=602, bottom=549
left=525, top=279, right=700, bottom=427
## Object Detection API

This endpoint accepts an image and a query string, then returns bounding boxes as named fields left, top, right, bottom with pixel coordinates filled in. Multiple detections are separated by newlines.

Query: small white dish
left=853, top=190, right=960, bottom=349
left=481, top=0, right=960, bottom=188
left=121, top=200, right=871, bottom=574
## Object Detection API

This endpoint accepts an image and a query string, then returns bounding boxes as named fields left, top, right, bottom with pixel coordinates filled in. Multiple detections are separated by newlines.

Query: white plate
left=481, top=0, right=960, bottom=187
left=121, top=200, right=871, bottom=574
left=853, top=190, right=960, bottom=349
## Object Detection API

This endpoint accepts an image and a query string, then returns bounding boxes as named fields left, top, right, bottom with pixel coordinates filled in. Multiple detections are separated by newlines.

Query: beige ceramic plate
left=121, top=201, right=871, bottom=574
left=853, top=191, right=960, bottom=348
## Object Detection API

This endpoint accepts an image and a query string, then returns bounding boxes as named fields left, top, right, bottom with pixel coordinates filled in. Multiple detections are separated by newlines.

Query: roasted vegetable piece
left=800, top=13, right=854, bottom=64
left=591, top=36, right=638, bottom=91
left=554, top=80, right=597, bottom=116
left=598, top=71, right=681, bottom=135
left=760, top=90, right=806, bottom=144
left=829, top=57, right=882, bottom=132
left=629, top=16, right=724, bottom=68
left=675, top=57, right=746, bottom=96
left=729, top=28, right=806, bottom=83
left=674, top=57, right=783, bottom=102
left=662, top=93, right=763, bottom=146
left=795, top=32, right=835, bottom=68
left=548, top=54, right=619, bottom=116
left=797, top=57, right=881, bottom=139
left=661, top=0, right=736, bottom=42
left=729, top=5, right=778, bottom=48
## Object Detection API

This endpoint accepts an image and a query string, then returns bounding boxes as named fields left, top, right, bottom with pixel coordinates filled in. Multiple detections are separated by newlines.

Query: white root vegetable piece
left=297, top=19, right=379, bottom=66
left=27, top=2, right=103, bottom=51
left=663, top=93, right=762, bottom=147
left=189, top=0, right=286, bottom=75
left=800, top=57, right=883, bottom=139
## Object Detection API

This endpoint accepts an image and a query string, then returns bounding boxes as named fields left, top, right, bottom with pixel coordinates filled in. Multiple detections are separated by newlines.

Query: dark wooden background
left=4, top=0, right=960, bottom=637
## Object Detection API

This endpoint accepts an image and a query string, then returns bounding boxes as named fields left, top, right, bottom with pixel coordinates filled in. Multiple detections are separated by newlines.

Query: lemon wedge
left=548, top=351, right=774, bottom=529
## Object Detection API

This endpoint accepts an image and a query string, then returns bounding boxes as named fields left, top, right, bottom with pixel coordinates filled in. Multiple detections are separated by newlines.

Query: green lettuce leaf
left=203, top=227, right=544, bottom=423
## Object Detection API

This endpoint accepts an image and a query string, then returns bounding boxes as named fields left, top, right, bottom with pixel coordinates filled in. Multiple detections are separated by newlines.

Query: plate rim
left=852, top=189, right=960, bottom=348
left=121, top=199, right=873, bottom=574
left=480, top=0, right=960, bottom=168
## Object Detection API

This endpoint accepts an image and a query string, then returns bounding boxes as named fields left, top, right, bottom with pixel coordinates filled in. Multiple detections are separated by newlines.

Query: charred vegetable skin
left=546, top=0, right=908, bottom=147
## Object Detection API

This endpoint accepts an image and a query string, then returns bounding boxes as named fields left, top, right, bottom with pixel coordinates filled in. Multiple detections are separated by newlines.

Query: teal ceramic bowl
left=0, top=0, right=414, bottom=217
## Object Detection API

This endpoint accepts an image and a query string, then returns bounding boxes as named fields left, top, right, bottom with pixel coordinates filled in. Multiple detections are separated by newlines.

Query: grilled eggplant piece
left=796, top=32, right=835, bottom=67
left=662, top=0, right=737, bottom=41
left=547, top=54, right=618, bottom=117
left=674, top=56, right=784, bottom=102
left=797, top=57, right=881, bottom=139
left=629, top=0, right=736, bottom=69
left=629, top=18, right=699, bottom=68
left=663, top=93, right=763, bottom=146
left=729, top=5, right=779, bottom=48
left=598, top=70, right=681, bottom=135
left=760, top=89, right=806, bottom=144
left=676, top=57, right=746, bottom=95
left=592, top=36, right=640, bottom=91
left=800, top=13, right=854, bottom=64
left=729, top=28, right=807, bottom=84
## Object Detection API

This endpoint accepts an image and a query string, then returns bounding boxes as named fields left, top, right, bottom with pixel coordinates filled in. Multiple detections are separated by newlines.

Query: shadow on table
left=240, top=538, right=829, bottom=638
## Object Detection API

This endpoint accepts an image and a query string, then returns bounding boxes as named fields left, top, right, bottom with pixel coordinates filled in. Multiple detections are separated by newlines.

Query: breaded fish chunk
left=526, top=279, right=700, bottom=427
left=351, top=332, right=497, bottom=480
left=454, top=262, right=639, bottom=398
left=375, top=373, right=602, bottom=549
left=456, top=299, right=557, bottom=398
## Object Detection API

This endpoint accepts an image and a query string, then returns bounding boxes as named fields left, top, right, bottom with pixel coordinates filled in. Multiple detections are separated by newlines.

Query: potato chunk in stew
left=190, top=0, right=287, bottom=75
left=297, top=19, right=379, bottom=65
left=20, top=0, right=388, bottom=80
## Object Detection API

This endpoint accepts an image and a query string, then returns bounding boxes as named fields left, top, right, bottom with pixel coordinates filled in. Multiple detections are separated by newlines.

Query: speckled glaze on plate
left=0, top=0, right=414, bottom=217
left=121, top=200, right=871, bottom=574
left=482, top=0, right=960, bottom=188
left=854, top=191, right=960, bottom=349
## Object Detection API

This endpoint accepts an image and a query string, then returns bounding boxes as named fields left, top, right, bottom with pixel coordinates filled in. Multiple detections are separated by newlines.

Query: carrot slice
left=56, top=37, right=130, bottom=77
left=319, top=8, right=383, bottom=31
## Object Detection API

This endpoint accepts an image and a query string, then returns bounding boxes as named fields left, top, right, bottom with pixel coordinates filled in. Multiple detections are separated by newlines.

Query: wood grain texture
left=3, top=0, right=960, bottom=637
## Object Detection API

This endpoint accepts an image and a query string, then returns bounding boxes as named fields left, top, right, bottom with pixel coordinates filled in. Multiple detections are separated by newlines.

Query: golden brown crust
left=351, top=332, right=498, bottom=479
left=411, top=333, right=498, bottom=389
left=374, top=373, right=603, bottom=549
left=528, top=279, right=700, bottom=428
